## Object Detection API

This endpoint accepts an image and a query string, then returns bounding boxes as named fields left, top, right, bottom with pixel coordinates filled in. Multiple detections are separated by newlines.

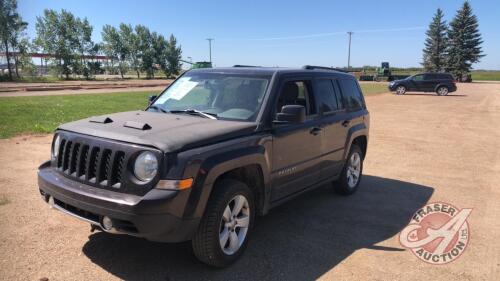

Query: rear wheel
left=192, top=179, right=254, bottom=267
left=334, top=144, right=363, bottom=195
left=395, top=85, right=406, bottom=95
left=436, top=86, right=449, bottom=96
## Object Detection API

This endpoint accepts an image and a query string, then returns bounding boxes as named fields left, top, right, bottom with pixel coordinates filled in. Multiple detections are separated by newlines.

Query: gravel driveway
left=0, top=83, right=499, bottom=280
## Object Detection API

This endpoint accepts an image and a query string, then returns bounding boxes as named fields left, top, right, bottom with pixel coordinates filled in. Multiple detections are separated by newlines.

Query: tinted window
left=412, top=74, right=425, bottom=81
left=314, top=79, right=339, bottom=113
left=425, top=74, right=438, bottom=80
left=339, top=79, right=364, bottom=110
left=277, top=80, right=316, bottom=116
left=438, top=73, right=454, bottom=80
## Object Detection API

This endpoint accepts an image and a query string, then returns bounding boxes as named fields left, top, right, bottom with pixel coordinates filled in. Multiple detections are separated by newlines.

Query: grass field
left=0, top=83, right=388, bottom=139
left=471, top=71, right=500, bottom=81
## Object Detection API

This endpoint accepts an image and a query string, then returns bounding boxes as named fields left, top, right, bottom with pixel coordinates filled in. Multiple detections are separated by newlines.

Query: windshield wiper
left=148, top=105, right=168, bottom=113
left=169, top=109, right=218, bottom=119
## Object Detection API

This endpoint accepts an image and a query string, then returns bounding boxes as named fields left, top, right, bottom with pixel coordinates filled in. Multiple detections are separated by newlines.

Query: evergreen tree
left=422, top=8, right=447, bottom=72
left=446, top=1, right=484, bottom=80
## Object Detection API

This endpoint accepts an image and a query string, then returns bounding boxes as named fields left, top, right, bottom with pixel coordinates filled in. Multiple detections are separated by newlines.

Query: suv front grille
left=57, top=138, right=125, bottom=189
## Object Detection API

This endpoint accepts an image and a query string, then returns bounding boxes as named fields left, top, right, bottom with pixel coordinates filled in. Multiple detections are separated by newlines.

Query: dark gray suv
left=388, top=73, right=457, bottom=95
left=38, top=66, right=369, bottom=267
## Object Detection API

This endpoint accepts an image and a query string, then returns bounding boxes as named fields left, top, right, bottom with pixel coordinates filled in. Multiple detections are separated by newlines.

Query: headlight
left=134, top=151, right=158, bottom=182
left=52, top=135, right=61, bottom=159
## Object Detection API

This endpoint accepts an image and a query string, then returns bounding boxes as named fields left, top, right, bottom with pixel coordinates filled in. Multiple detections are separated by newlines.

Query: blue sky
left=18, top=0, right=500, bottom=69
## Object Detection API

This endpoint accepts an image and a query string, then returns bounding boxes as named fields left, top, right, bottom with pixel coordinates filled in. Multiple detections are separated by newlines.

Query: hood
left=58, top=111, right=258, bottom=152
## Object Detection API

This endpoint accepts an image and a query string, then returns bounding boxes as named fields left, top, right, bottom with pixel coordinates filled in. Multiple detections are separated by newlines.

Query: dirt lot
left=0, top=83, right=499, bottom=280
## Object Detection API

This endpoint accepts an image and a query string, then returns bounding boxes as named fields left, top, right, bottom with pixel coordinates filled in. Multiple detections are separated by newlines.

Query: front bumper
left=37, top=161, right=199, bottom=242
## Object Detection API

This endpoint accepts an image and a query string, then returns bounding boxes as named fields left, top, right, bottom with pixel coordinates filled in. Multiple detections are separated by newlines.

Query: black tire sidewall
left=192, top=179, right=255, bottom=267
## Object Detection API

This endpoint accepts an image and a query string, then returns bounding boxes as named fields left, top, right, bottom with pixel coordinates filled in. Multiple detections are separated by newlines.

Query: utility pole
left=206, top=38, right=214, bottom=63
left=347, top=32, right=353, bottom=70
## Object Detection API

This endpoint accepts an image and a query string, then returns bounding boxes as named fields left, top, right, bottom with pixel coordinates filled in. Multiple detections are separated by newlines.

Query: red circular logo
left=399, top=202, right=472, bottom=264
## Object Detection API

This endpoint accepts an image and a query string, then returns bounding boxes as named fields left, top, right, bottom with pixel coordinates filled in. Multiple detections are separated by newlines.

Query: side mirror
left=148, top=95, right=157, bottom=105
left=274, top=105, right=306, bottom=124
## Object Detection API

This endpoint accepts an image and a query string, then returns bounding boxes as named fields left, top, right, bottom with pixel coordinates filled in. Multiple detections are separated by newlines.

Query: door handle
left=310, top=127, right=322, bottom=135
left=342, top=120, right=351, bottom=127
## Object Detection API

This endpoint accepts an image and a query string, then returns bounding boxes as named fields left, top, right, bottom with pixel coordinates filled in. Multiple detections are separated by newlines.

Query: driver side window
left=413, top=75, right=424, bottom=81
left=276, top=80, right=316, bottom=116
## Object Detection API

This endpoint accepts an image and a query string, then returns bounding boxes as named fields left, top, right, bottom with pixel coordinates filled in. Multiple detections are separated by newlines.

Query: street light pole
left=206, top=38, right=214, bottom=63
left=347, top=32, right=353, bottom=70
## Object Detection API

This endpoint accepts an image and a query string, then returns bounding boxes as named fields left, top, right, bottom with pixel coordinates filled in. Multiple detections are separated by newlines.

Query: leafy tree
left=119, top=23, right=141, bottom=78
left=101, top=24, right=128, bottom=78
left=135, top=25, right=155, bottom=78
left=13, top=37, right=34, bottom=77
left=0, top=0, right=27, bottom=80
left=422, top=8, right=448, bottom=72
left=151, top=32, right=167, bottom=77
left=446, top=1, right=484, bottom=80
left=164, top=34, right=182, bottom=78
left=34, top=9, right=92, bottom=79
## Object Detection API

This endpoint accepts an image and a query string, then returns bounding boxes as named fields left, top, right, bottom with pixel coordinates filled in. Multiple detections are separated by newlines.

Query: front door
left=409, top=74, right=426, bottom=91
left=271, top=79, right=323, bottom=201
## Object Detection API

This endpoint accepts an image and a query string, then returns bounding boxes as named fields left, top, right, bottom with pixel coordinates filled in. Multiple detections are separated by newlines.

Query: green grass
left=360, top=82, right=389, bottom=95
left=0, top=83, right=387, bottom=139
left=0, top=91, right=151, bottom=138
left=471, top=71, right=500, bottom=81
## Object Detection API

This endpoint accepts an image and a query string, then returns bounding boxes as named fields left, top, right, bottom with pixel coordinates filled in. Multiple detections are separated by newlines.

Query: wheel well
left=352, top=136, right=367, bottom=159
left=215, top=164, right=265, bottom=215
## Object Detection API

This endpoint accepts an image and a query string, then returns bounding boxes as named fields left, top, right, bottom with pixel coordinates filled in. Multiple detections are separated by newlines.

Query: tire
left=334, top=144, right=364, bottom=195
left=436, top=86, right=449, bottom=96
left=192, top=179, right=255, bottom=267
left=395, top=85, right=406, bottom=95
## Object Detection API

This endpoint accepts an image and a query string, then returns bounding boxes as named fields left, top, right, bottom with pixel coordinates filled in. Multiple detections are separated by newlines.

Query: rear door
left=313, top=77, right=348, bottom=179
left=271, top=78, right=324, bottom=201
left=422, top=74, right=438, bottom=91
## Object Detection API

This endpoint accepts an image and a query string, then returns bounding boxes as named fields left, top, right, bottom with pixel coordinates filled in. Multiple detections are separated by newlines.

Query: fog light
left=48, top=196, right=55, bottom=208
left=102, top=216, right=113, bottom=231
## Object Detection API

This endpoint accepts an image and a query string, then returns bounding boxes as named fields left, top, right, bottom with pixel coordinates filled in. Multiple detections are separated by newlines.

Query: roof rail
left=302, top=65, right=349, bottom=73
left=233, top=65, right=261, bottom=68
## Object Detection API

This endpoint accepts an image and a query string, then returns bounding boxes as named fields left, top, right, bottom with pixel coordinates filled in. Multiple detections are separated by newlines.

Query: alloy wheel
left=219, top=195, right=250, bottom=255
left=346, top=152, right=361, bottom=188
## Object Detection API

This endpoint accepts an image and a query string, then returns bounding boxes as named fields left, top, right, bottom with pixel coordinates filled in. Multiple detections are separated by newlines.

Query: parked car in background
left=388, top=73, right=457, bottom=95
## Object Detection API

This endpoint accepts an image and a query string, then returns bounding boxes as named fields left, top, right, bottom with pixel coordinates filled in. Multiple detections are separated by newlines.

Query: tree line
left=422, top=1, right=483, bottom=80
left=0, top=0, right=182, bottom=80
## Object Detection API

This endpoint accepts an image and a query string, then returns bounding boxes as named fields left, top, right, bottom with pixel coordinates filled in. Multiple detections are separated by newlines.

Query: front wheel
left=334, top=145, right=364, bottom=195
left=436, top=86, right=449, bottom=96
left=192, top=179, right=254, bottom=267
left=395, top=85, right=406, bottom=95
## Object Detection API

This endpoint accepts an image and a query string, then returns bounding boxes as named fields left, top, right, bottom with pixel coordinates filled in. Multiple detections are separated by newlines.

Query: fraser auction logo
left=399, top=202, right=472, bottom=264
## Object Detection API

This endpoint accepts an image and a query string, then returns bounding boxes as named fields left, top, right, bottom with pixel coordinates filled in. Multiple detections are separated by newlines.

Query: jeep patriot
left=38, top=66, right=370, bottom=267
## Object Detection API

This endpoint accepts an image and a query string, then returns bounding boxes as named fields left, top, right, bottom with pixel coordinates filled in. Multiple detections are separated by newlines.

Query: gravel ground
left=0, top=83, right=499, bottom=280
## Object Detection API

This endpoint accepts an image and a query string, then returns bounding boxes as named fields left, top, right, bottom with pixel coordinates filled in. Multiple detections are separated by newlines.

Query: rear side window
left=425, top=74, right=438, bottom=80
left=314, top=79, right=339, bottom=113
left=338, top=79, right=364, bottom=111
left=440, top=73, right=454, bottom=80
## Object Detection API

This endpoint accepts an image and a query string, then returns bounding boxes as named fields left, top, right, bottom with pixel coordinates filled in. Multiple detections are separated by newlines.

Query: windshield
left=150, top=72, right=271, bottom=121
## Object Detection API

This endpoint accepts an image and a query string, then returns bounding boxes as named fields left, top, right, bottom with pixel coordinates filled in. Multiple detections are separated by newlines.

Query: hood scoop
left=89, top=116, right=113, bottom=124
left=123, top=121, right=152, bottom=130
